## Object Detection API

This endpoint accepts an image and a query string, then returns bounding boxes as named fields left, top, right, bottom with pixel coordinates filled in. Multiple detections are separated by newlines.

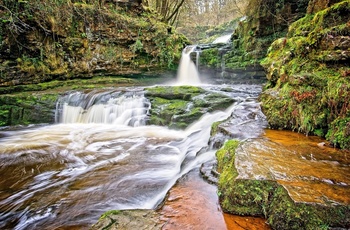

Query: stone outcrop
left=223, top=0, right=309, bottom=69
left=0, top=0, right=187, bottom=90
left=216, top=130, right=350, bottom=229
left=145, top=86, right=235, bottom=129
left=90, top=209, right=163, bottom=230
left=260, top=0, right=350, bottom=149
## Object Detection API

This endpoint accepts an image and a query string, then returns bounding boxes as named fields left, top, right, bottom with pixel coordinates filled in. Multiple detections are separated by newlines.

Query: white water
left=55, top=90, right=150, bottom=126
left=0, top=85, right=265, bottom=229
left=213, top=34, right=232, bottom=44
left=0, top=97, right=238, bottom=229
left=176, top=45, right=201, bottom=85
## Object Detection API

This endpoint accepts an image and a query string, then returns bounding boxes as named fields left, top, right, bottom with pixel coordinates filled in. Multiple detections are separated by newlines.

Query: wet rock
left=145, top=86, right=235, bottom=129
left=217, top=130, right=350, bottom=229
left=90, top=209, right=163, bottom=230
left=209, top=98, right=267, bottom=148
left=200, top=160, right=219, bottom=184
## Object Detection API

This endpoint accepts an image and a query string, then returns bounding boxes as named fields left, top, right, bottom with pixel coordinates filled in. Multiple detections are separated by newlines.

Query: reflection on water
left=0, top=85, right=264, bottom=229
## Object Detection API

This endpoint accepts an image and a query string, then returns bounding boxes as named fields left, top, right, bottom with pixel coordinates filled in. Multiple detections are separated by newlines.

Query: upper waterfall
left=55, top=90, right=150, bottom=126
left=176, top=45, right=201, bottom=85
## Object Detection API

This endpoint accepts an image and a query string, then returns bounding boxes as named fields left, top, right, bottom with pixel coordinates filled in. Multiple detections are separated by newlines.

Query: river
left=0, top=81, right=269, bottom=229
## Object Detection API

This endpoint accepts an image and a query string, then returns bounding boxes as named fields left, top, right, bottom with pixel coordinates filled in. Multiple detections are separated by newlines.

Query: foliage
left=200, top=48, right=219, bottom=68
left=260, top=0, right=350, bottom=149
left=0, top=0, right=189, bottom=88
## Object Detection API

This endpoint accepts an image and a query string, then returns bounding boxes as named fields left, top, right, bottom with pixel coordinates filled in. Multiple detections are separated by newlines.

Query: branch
left=166, top=0, right=185, bottom=23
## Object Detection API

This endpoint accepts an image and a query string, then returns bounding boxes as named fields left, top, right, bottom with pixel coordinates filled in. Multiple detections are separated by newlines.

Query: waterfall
left=212, top=34, right=232, bottom=44
left=176, top=45, right=201, bottom=85
left=55, top=89, right=150, bottom=126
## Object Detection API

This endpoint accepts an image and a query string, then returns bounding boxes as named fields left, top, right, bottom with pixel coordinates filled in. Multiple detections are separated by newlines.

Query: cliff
left=0, top=0, right=188, bottom=91
left=223, top=0, right=309, bottom=69
left=260, top=0, right=350, bottom=149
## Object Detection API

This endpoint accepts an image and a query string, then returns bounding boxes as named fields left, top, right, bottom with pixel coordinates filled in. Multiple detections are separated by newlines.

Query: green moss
left=146, top=86, right=235, bottom=129
left=216, top=139, right=239, bottom=173
left=0, top=93, right=59, bottom=126
left=200, top=48, right=220, bottom=68
left=216, top=139, right=350, bottom=229
left=260, top=1, right=350, bottom=149
left=326, top=116, right=350, bottom=149
left=99, top=210, right=121, bottom=220
left=145, top=86, right=204, bottom=100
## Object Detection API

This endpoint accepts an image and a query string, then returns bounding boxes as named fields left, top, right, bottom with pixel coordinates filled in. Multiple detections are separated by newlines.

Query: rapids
left=0, top=84, right=264, bottom=229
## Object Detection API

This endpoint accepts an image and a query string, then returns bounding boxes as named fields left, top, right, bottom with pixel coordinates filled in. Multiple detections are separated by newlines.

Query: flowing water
left=176, top=45, right=201, bottom=85
left=0, top=83, right=266, bottom=229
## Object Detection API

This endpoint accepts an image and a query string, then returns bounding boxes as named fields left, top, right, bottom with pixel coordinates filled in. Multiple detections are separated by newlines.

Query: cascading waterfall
left=55, top=89, right=150, bottom=126
left=0, top=83, right=266, bottom=229
left=176, top=45, right=201, bottom=85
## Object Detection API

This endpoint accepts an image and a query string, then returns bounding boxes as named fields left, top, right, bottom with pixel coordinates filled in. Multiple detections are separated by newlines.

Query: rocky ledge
left=145, top=86, right=235, bottom=129
left=217, top=130, right=350, bottom=229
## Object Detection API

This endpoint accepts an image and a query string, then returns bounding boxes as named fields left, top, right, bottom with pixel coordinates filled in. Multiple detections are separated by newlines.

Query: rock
left=145, top=86, right=235, bottom=129
left=0, top=1, right=189, bottom=88
left=217, top=130, right=350, bottom=229
left=260, top=0, right=350, bottom=150
left=90, top=209, right=163, bottom=230
left=209, top=98, right=267, bottom=148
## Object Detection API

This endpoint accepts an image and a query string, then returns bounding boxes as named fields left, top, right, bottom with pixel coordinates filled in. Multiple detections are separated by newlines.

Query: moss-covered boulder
left=260, top=0, right=350, bottom=149
left=223, top=0, right=309, bottom=69
left=216, top=131, right=350, bottom=229
left=145, top=86, right=235, bottom=129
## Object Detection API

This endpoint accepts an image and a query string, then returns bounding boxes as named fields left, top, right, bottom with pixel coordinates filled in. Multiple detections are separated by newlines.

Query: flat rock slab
left=90, top=210, right=163, bottom=230
left=236, top=129, right=350, bottom=206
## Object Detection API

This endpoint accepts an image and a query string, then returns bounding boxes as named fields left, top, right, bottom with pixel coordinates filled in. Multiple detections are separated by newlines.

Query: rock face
left=0, top=1, right=188, bottom=89
left=217, top=130, right=350, bottom=229
left=197, top=0, right=309, bottom=82
left=223, top=0, right=309, bottom=69
left=260, top=0, right=350, bottom=149
left=0, top=93, right=59, bottom=126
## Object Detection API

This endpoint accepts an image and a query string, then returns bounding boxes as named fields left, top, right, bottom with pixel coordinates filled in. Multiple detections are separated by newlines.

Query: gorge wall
left=199, top=0, right=349, bottom=150
left=260, top=0, right=350, bottom=149
left=0, top=0, right=187, bottom=90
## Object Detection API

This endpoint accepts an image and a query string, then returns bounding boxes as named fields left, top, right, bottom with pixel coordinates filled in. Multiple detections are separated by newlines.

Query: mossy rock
left=200, top=48, right=220, bottom=68
left=260, top=1, right=350, bottom=149
left=145, top=86, right=205, bottom=100
left=91, top=209, right=162, bottom=230
left=216, top=138, right=350, bottom=229
left=145, top=86, right=235, bottom=129
left=0, top=93, right=59, bottom=126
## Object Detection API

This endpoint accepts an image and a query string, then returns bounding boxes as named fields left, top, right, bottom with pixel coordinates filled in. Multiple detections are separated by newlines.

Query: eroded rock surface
left=217, top=130, right=350, bottom=229
left=237, top=130, right=350, bottom=206
left=90, top=210, right=163, bottom=230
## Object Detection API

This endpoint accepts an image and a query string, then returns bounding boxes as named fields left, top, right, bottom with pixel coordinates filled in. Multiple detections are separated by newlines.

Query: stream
left=0, top=82, right=267, bottom=229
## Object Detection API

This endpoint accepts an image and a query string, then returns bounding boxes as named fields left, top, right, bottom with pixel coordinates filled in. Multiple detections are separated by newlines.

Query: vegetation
left=260, top=0, right=350, bottom=149
left=145, top=86, right=234, bottom=129
left=0, top=0, right=189, bottom=89
left=223, top=0, right=309, bottom=69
